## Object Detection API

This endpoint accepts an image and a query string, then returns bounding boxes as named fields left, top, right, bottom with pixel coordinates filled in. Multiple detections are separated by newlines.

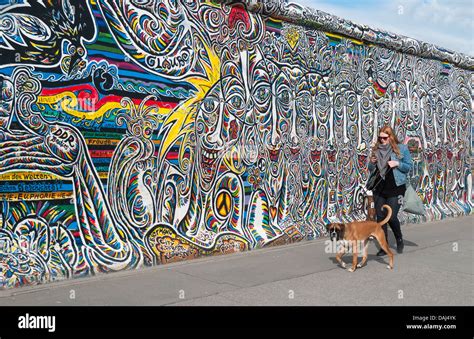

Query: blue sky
left=292, top=0, right=473, bottom=56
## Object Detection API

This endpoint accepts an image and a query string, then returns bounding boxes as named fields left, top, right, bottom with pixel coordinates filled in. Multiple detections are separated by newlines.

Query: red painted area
left=89, top=149, right=115, bottom=158
left=229, top=5, right=251, bottom=31
left=40, top=85, right=177, bottom=111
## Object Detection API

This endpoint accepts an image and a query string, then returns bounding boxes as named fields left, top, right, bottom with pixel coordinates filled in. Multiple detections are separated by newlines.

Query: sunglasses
left=378, top=136, right=389, bottom=141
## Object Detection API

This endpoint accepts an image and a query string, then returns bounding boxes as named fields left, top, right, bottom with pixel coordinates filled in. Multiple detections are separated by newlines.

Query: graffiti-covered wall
left=0, top=0, right=472, bottom=288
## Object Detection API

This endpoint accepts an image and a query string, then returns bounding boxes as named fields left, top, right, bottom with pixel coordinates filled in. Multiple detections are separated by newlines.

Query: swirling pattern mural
left=0, top=0, right=472, bottom=288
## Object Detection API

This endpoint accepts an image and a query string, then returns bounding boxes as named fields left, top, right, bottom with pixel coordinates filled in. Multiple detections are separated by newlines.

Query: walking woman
left=368, top=125, right=413, bottom=255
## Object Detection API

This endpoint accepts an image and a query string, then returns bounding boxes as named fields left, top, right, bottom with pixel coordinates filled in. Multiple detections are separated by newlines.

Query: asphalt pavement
left=0, top=215, right=472, bottom=306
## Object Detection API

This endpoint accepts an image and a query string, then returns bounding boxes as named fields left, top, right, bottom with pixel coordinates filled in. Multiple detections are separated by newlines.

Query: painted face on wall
left=249, top=59, right=272, bottom=127
left=266, top=66, right=289, bottom=164
left=230, top=51, right=286, bottom=206
left=304, top=73, right=329, bottom=176
left=295, top=75, right=312, bottom=144
left=235, top=48, right=272, bottom=167
left=282, top=66, right=304, bottom=161
left=224, top=49, right=277, bottom=148
left=254, top=61, right=289, bottom=206
left=249, top=56, right=284, bottom=164
left=196, top=47, right=280, bottom=192
left=196, top=76, right=245, bottom=190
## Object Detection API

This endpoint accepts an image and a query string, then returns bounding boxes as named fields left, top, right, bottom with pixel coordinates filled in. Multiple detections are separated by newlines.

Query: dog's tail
left=377, top=204, right=392, bottom=226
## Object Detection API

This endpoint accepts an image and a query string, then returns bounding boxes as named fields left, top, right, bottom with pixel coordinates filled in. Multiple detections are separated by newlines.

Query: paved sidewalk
left=0, top=215, right=472, bottom=306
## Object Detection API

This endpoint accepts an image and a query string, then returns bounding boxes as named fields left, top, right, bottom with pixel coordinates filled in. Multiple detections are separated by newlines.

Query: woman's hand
left=388, top=160, right=399, bottom=168
left=370, top=154, right=377, bottom=163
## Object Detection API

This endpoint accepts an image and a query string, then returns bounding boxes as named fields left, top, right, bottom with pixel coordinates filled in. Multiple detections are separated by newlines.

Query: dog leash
left=369, top=165, right=393, bottom=191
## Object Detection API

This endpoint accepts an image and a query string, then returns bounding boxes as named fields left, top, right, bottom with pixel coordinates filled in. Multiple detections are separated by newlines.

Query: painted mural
left=0, top=0, right=472, bottom=288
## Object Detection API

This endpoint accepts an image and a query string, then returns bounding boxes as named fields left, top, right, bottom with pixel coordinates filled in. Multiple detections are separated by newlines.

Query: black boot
left=396, top=238, right=404, bottom=254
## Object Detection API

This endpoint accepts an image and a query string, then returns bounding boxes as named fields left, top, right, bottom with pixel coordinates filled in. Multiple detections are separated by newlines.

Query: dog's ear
left=325, top=223, right=332, bottom=231
left=338, top=223, right=345, bottom=232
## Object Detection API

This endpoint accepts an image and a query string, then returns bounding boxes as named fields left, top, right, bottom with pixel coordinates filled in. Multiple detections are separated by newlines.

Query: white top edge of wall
left=216, top=0, right=474, bottom=71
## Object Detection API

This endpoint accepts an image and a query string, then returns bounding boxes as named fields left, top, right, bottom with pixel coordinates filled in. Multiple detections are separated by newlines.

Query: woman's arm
left=368, top=150, right=377, bottom=171
left=397, top=144, right=413, bottom=173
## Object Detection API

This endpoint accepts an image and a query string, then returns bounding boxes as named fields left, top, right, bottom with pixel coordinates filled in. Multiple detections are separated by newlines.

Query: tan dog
left=326, top=205, right=393, bottom=272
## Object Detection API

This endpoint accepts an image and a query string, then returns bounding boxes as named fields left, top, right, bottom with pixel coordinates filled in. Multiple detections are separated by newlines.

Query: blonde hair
left=373, top=125, right=401, bottom=158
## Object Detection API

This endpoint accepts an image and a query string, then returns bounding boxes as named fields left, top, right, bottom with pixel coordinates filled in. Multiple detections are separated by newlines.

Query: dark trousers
left=374, top=193, right=404, bottom=243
